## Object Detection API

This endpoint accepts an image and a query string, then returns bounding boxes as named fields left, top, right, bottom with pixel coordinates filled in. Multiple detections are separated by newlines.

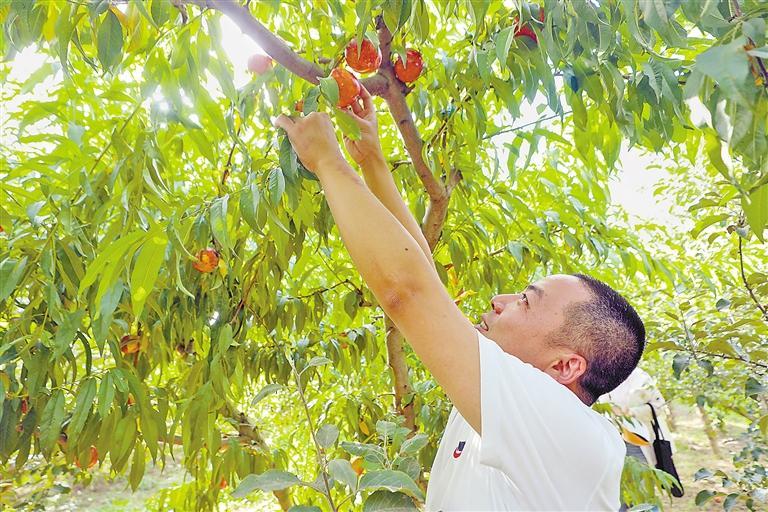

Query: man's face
left=475, top=274, right=592, bottom=372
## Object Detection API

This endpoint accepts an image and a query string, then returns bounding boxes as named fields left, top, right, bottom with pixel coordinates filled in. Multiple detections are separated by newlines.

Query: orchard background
left=1, top=0, right=767, bottom=510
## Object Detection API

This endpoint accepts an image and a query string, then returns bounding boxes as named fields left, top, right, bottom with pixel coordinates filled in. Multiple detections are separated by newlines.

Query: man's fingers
left=350, top=97, right=365, bottom=116
left=273, top=114, right=296, bottom=135
left=358, top=85, right=374, bottom=114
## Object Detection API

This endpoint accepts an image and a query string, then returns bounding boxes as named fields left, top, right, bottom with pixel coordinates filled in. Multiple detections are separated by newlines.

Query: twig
left=482, top=110, right=572, bottom=140
left=697, top=350, right=768, bottom=372
left=290, top=362, right=338, bottom=512
left=294, top=279, right=354, bottom=300
left=738, top=236, right=768, bottom=321
left=221, top=125, right=242, bottom=186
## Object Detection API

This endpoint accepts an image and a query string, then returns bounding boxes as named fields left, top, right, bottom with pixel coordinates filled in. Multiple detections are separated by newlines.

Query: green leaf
left=129, top=445, right=146, bottom=491
left=695, top=490, right=716, bottom=506
left=130, top=229, right=168, bottom=320
left=288, top=507, right=322, bottom=512
left=691, top=213, right=729, bottom=239
left=745, top=377, right=766, bottom=399
left=252, top=383, right=283, bottom=406
left=335, top=109, right=362, bottom=141
left=695, top=39, right=749, bottom=96
left=40, top=390, right=66, bottom=453
left=79, top=231, right=145, bottom=295
left=210, top=195, right=231, bottom=250
left=741, top=184, right=768, bottom=242
left=279, top=134, right=298, bottom=181
left=98, top=373, right=115, bottom=418
left=723, top=493, right=739, bottom=511
left=672, top=353, right=690, bottom=379
left=359, top=470, right=425, bottom=500
left=0, top=257, right=28, bottom=302
left=150, top=0, right=173, bottom=26
left=399, top=433, right=428, bottom=455
left=68, top=379, right=97, bottom=438
left=705, top=132, right=731, bottom=181
left=239, top=177, right=262, bottom=232
left=316, top=424, right=339, bottom=449
left=715, top=298, right=730, bottom=311
left=328, top=458, right=358, bottom=490
left=97, top=11, right=123, bottom=72
left=495, top=27, right=515, bottom=65
left=268, top=168, right=286, bottom=205
left=232, top=470, right=302, bottom=498
left=305, top=356, right=331, bottom=370
left=363, top=490, right=418, bottom=512
left=319, top=76, right=339, bottom=107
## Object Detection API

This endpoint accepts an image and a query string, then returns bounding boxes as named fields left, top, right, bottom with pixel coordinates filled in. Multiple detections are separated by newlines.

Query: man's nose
left=491, top=294, right=514, bottom=314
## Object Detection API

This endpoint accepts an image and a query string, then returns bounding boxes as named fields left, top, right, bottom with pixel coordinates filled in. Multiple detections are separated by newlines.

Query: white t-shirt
left=425, top=332, right=625, bottom=511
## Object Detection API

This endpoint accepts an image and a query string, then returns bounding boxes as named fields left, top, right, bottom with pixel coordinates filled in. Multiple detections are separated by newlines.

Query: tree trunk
left=697, top=404, right=722, bottom=458
left=665, top=403, right=678, bottom=433
left=385, top=316, right=416, bottom=430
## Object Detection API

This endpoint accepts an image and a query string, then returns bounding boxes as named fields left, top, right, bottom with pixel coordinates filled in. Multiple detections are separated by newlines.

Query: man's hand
left=343, top=86, right=384, bottom=167
left=273, top=112, right=346, bottom=174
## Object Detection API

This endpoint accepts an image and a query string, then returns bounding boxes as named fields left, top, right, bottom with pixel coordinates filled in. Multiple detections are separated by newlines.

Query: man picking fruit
left=274, top=87, right=644, bottom=510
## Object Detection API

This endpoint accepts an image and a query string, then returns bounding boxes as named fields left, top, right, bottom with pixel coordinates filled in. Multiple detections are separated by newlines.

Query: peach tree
left=1, top=0, right=766, bottom=510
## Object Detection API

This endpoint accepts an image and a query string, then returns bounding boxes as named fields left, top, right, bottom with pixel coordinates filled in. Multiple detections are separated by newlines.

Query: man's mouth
left=475, top=317, right=489, bottom=332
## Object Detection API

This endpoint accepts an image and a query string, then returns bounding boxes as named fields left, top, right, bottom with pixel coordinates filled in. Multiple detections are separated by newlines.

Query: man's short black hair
left=548, top=274, right=645, bottom=404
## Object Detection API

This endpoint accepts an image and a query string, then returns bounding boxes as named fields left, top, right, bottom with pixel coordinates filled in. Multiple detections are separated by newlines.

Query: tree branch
left=188, top=0, right=389, bottom=95
left=385, top=317, right=415, bottom=430
left=738, top=236, right=768, bottom=321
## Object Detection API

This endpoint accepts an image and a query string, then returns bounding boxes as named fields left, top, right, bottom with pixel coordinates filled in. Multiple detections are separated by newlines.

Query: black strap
left=647, top=403, right=665, bottom=441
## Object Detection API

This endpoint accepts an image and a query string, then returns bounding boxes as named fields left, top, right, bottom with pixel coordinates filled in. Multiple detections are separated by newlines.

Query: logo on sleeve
left=452, top=441, right=466, bottom=459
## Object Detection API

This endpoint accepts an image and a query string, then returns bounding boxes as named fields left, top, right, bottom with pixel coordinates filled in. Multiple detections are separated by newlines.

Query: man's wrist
left=358, top=152, right=387, bottom=172
left=314, top=155, right=358, bottom=180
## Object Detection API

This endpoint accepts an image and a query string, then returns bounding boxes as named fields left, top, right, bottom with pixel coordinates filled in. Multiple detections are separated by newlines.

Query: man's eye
left=521, top=293, right=528, bottom=304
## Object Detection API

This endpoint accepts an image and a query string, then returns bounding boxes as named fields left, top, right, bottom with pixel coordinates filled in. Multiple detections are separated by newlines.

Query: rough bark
left=385, top=317, right=416, bottom=430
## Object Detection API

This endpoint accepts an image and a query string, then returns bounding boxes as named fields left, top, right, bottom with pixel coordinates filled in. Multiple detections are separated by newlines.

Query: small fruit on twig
left=331, top=67, right=362, bottom=108
left=193, top=248, right=220, bottom=273
left=76, top=446, right=99, bottom=469
left=120, top=334, right=142, bottom=355
left=295, top=99, right=304, bottom=112
left=351, top=456, right=364, bottom=475
left=345, top=38, right=382, bottom=74
left=20, top=397, right=28, bottom=414
left=394, top=49, right=423, bottom=83
left=247, top=54, right=273, bottom=74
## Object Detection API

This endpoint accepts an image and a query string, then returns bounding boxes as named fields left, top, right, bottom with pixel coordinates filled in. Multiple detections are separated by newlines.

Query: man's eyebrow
left=525, top=284, right=543, bottom=298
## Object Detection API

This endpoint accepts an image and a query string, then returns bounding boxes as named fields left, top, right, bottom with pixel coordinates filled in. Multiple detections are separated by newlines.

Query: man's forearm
left=359, top=155, right=434, bottom=266
left=316, top=158, right=438, bottom=302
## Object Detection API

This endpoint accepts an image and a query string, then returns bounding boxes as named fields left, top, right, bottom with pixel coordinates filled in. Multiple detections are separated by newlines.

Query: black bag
left=648, top=403, right=684, bottom=497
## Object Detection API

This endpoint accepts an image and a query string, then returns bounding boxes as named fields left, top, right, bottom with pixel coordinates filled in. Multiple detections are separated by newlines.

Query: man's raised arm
left=274, top=112, right=481, bottom=433
left=342, top=87, right=433, bottom=266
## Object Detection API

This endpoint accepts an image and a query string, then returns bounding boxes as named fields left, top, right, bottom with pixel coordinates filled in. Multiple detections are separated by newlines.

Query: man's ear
left=551, top=353, right=587, bottom=386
